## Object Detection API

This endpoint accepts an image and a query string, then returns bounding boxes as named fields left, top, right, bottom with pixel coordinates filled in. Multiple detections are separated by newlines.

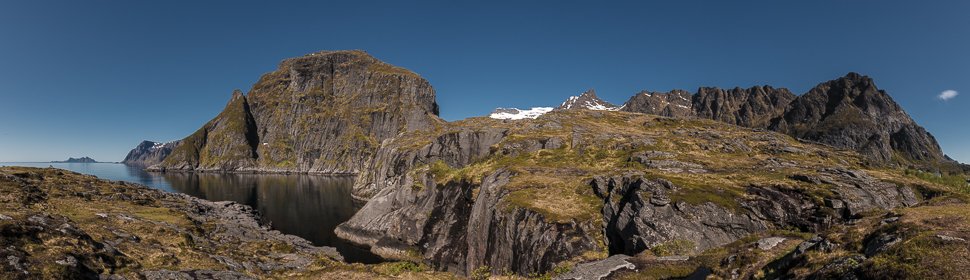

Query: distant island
left=52, top=157, right=97, bottom=163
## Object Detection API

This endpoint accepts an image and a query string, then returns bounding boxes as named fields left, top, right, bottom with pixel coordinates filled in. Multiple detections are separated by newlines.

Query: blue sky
left=1, top=1, right=968, bottom=163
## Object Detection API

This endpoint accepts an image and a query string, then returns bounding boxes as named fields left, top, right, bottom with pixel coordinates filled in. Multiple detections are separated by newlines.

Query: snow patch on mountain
left=488, top=107, right=554, bottom=120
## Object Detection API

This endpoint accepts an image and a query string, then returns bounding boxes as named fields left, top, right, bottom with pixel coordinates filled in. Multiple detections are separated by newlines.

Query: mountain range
left=116, top=50, right=970, bottom=279
left=489, top=73, right=950, bottom=167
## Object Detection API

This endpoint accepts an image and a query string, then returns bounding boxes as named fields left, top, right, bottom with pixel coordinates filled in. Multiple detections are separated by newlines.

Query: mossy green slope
left=161, top=90, right=259, bottom=170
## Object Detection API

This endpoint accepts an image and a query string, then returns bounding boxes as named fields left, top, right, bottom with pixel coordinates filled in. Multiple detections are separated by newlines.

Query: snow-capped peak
left=555, top=89, right=620, bottom=111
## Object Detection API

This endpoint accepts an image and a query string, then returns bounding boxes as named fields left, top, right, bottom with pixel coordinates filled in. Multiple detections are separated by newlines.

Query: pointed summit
left=769, top=72, right=945, bottom=165
left=555, top=89, right=620, bottom=111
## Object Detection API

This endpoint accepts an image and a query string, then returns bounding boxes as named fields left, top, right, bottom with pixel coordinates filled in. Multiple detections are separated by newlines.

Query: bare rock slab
left=554, top=254, right=635, bottom=280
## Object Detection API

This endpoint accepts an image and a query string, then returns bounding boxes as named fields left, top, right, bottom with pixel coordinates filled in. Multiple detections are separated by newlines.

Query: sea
left=0, top=162, right=382, bottom=264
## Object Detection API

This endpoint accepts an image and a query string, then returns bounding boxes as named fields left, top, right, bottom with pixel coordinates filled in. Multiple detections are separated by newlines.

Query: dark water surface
left=0, top=162, right=382, bottom=263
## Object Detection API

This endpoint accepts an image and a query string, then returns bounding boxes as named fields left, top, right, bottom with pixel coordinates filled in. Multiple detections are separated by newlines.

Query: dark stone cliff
left=148, top=50, right=442, bottom=173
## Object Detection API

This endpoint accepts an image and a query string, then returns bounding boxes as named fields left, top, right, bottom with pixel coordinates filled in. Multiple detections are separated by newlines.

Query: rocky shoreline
left=0, top=167, right=347, bottom=279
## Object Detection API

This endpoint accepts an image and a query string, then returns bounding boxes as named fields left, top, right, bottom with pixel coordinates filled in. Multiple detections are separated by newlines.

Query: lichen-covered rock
left=595, top=175, right=767, bottom=255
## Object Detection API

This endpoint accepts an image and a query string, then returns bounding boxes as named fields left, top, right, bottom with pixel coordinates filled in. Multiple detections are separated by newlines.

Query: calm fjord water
left=1, top=162, right=381, bottom=263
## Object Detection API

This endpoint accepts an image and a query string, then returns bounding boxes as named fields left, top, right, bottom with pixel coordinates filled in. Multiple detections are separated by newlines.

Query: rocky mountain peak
left=149, top=50, right=443, bottom=173
left=227, top=89, right=244, bottom=106
left=555, top=88, right=620, bottom=111
left=770, top=72, right=944, bottom=165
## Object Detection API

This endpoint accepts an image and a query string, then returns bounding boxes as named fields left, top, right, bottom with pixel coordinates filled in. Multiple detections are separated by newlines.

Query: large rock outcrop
left=594, top=174, right=768, bottom=256
left=338, top=167, right=599, bottom=277
left=149, top=50, right=442, bottom=173
left=122, top=140, right=182, bottom=165
left=339, top=117, right=601, bottom=277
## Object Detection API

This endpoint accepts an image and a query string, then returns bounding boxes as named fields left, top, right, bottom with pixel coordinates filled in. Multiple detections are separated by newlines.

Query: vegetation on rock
left=345, top=107, right=969, bottom=278
left=0, top=166, right=464, bottom=279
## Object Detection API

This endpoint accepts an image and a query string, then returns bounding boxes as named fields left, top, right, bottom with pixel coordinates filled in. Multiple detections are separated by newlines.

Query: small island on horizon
left=51, top=157, right=98, bottom=163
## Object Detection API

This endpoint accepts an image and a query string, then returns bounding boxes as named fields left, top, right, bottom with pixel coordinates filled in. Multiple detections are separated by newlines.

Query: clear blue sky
left=1, top=1, right=967, bottom=163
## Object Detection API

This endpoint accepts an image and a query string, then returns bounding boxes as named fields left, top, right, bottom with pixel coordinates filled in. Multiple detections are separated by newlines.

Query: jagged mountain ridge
left=148, top=50, right=442, bottom=173
left=488, top=73, right=946, bottom=167
left=122, top=140, right=182, bottom=165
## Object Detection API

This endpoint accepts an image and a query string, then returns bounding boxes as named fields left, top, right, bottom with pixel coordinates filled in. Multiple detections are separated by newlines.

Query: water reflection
left=0, top=163, right=379, bottom=263
left=161, top=172, right=381, bottom=264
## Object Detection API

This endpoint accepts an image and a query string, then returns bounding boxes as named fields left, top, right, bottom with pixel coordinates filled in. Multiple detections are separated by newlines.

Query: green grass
left=904, top=169, right=970, bottom=193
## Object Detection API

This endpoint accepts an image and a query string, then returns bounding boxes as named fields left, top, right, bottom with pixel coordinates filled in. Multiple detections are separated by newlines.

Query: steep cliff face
left=150, top=50, right=442, bottom=173
left=769, top=73, right=945, bottom=165
left=692, top=85, right=795, bottom=128
left=619, top=89, right=694, bottom=118
left=122, top=140, right=182, bottom=165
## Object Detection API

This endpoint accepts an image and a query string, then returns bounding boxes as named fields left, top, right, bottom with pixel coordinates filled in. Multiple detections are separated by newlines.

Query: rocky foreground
left=340, top=110, right=970, bottom=279
left=0, top=167, right=462, bottom=280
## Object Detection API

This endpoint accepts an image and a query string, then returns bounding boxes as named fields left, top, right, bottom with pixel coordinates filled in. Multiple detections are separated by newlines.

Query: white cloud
left=939, top=90, right=958, bottom=101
